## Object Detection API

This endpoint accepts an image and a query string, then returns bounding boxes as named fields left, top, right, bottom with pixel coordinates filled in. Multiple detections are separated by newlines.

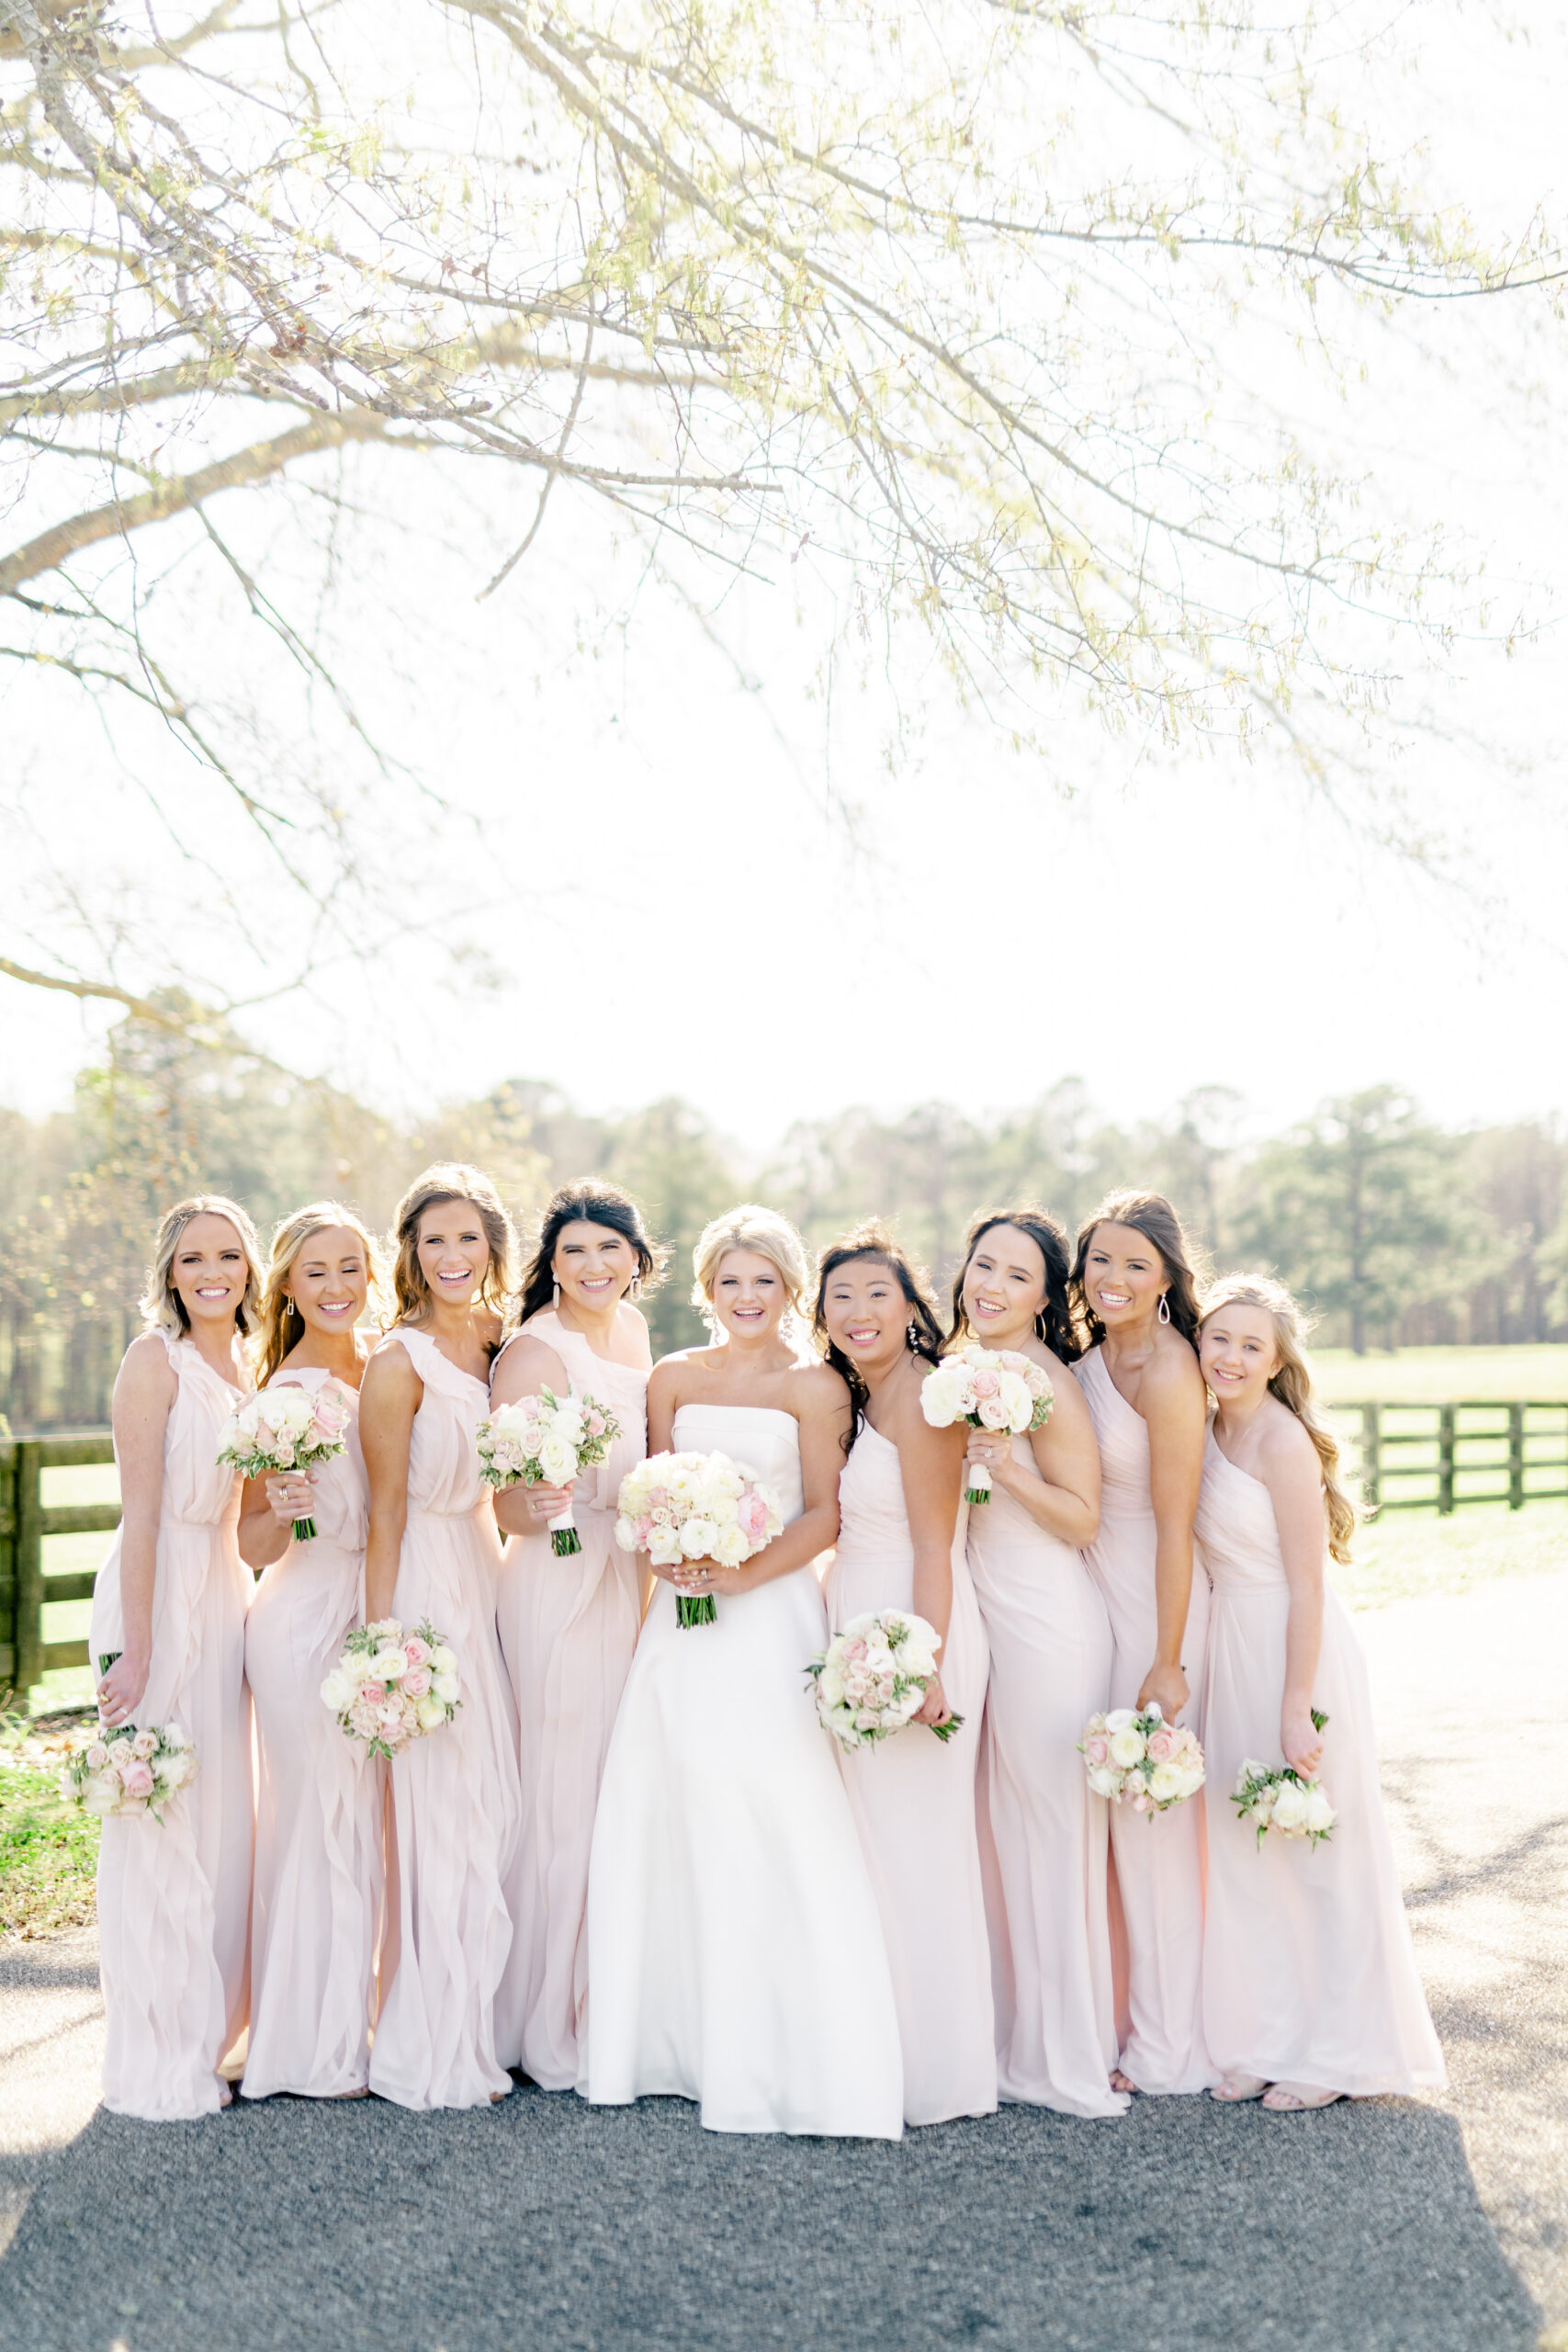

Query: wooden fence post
left=1438, top=1406, right=1456, bottom=1516
left=1508, top=1404, right=1525, bottom=1511
left=13, top=1440, right=43, bottom=1696
left=1360, top=1402, right=1381, bottom=1513
left=0, top=1441, right=16, bottom=1691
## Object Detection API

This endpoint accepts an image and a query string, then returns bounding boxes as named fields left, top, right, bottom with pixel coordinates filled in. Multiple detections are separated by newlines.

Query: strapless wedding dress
left=578, top=1403, right=903, bottom=2137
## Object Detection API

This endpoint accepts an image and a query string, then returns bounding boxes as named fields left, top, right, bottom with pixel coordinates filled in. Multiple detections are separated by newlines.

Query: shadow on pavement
left=0, top=2079, right=1540, bottom=2352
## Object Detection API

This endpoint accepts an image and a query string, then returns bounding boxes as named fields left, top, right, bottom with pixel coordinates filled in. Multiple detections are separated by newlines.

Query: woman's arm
left=673, top=1376, right=852, bottom=1598
left=96, top=1334, right=176, bottom=1725
left=964, top=1365, right=1101, bottom=1547
left=1137, top=1351, right=1208, bottom=1720
left=236, top=1466, right=314, bottom=1571
left=359, top=1341, right=422, bottom=1621
left=1261, top=1417, right=1329, bottom=1775
left=893, top=1406, right=965, bottom=1727
left=488, top=1334, right=576, bottom=1539
left=644, top=1357, right=683, bottom=1454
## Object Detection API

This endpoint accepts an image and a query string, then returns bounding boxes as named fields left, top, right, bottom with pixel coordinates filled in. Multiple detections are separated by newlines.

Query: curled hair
left=1070, top=1189, right=1203, bottom=1349
left=811, top=1220, right=944, bottom=1442
left=516, top=1181, right=666, bottom=1329
left=692, top=1204, right=811, bottom=1340
left=140, top=1194, right=265, bottom=1340
left=947, top=1205, right=1079, bottom=1365
left=256, top=1201, right=387, bottom=1386
left=390, top=1164, right=515, bottom=1329
left=1199, top=1272, right=1358, bottom=1566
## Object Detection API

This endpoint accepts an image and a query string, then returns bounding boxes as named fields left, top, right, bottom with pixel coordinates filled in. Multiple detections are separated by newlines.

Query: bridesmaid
left=359, top=1163, right=522, bottom=2109
left=89, top=1195, right=262, bottom=2119
left=491, top=1182, right=660, bottom=2088
left=1196, top=1275, right=1446, bottom=2111
left=951, top=1208, right=1125, bottom=2119
left=1070, top=1188, right=1213, bottom=2097
left=818, top=1222, right=997, bottom=2128
left=238, top=1203, right=384, bottom=2102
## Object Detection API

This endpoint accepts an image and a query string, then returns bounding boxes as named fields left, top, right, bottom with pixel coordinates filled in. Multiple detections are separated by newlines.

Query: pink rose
left=586, top=1411, right=605, bottom=1437
left=635, top=1516, right=655, bottom=1547
left=85, top=1741, right=109, bottom=1772
left=359, top=1680, right=383, bottom=1709
left=1146, top=1728, right=1176, bottom=1762
left=970, top=1369, right=999, bottom=1397
left=403, top=1667, right=431, bottom=1698
left=118, top=1758, right=155, bottom=1799
left=1129, top=1790, right=1151, bottom=1814
left=404, top=1636, right=432, bottom=1668
left=1085, top=1735, right=1110, bottom=1767
left=738, top=1493, right=769, bottom=1541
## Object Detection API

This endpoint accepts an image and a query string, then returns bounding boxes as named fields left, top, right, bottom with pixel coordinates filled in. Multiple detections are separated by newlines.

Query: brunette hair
left=692, top=1204, right=811, bottom=1340
left=947, top=1205, right=1079, bottom=1364
left=1070, top=1188, right=1202, bottom=1349
left=390, top=1164, right=515, bottom=1328
left=1199, top=1272, right=1358, bottom=1565
left=255, top=1201, right=386, bottom=1386
left=811, top=1220, right=944, bottom=1441
left=515, top=1181, right=665, bottom=1329
left=139, top=1194, right=265, bottom=1339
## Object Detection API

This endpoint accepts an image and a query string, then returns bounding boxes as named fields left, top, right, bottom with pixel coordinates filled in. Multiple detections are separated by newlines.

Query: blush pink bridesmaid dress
left=967, top=1434, right=1127, bottom=2118
left=1074, top=1345, right=1213, bottom=2095
left=367, top=1329, right=521, bottom=2110
left=1197, top=1435, right=1446, bottom=2098
left=242, top=1367, right=383, bottom=2100
left=493, top=1312, right=649, bottom=2089
left=88, top=1332, right=254, bottom=2120
left=825, top=1422, right=997, bottom=2128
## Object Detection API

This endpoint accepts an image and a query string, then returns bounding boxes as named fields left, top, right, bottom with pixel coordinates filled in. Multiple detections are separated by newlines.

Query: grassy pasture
left=1309, top=1343, right=1568, bottom=1403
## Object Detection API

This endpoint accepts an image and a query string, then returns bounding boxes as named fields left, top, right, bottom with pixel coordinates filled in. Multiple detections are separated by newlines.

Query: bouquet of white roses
left=1078, top=1702, right=1205, bottom=1815
left=807, top=1609, right=964, bottom=1748
left=919, top=1345, right=1054, bottom=1505
left=217, top=1381, right=352, bottom=1541
left=321, top=1618, right=459, bottom=1759
left=476, top=1388, right=620, bottom=1555
left=1232, top=1713, right=1336, bottom=1848
left=61, top=1721, right=197, bottom=1823
left=615, top=1450, right=784, bottom=1627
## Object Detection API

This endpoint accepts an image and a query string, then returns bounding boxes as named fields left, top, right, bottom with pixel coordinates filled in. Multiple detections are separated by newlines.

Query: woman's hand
left=1280, top=1701, right=1324, bottom=1778
left=265, top=1471, right=317, bottom=1529
left=1137, top=1658, right=1190, bottom=1722
left=964, top=1428, right=1021, bottom=1495
left=913, top=1669, right=953, bottom=1729
left=661, top=1556, right=748, bottom=1600
left=97, top=1647, right=151, bottom=1728
left=522, top=1479, right=577, bottom=1526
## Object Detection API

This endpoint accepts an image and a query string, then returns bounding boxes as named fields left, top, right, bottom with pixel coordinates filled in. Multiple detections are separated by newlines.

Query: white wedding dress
left=577, top=1404, right=904, bottom=2137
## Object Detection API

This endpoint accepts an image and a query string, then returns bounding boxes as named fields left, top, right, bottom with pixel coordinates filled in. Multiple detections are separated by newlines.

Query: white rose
left=82, top=1778, right=120, bottom=1816
left=1269, top=1780, right=1309, bottom=1833
left=996, top=1371, right=1034, bottom=1430
left=649, top=1525, right=684, bottom=1566
left=430, top=1645, right=457, bottom=1676
left=710, top=1522, right=750, bottom=1568
left=433, top=1672, right=459, bottom=1705
left=1108, top=1728, right=1146, bottom=1770
left=370, top=1646, right=408, bottom=1681
left=920, top=1367, right=966, bottom=1428
left=1104, top=1708, right=1136, bottom=1735
left=162, top=1748, right=197, bottom=1790
left=321, top=1671, right=352, bottom=1712
left=537, top=1435, right=578, bottom=1485
left=680, top=1517, right=718, bottom=1559
left=708, top=1491, right=741, bottom=1526
left=1086, top=1766, right=1121, bottom=1800
left=416, top=1693, right=449, bottom=1731
left=1304, top=1786, right=1336, bottom=1835
left=1146, top=1761, right=1182, bottom=1804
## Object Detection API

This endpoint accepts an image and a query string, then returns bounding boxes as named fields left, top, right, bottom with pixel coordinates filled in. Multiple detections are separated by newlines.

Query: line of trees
left=3, top=1006, right=1564, bottom=1428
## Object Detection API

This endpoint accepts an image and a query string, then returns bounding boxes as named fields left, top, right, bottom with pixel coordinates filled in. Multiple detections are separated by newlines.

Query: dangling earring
left=552, top=1277, right=560, bottom=1307
left=629, top=1274, right=643, bottom=1303
left=1157, top=1292, right=1171, bottom=1325
left=907, top=1318, right=919, bottom=1351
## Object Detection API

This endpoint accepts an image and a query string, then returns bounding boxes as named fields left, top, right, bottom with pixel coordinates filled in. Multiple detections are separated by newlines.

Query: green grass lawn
left=0, top=1722, right=97, bottom=1936
left=1309, top=1344, right=1568, bottom=1403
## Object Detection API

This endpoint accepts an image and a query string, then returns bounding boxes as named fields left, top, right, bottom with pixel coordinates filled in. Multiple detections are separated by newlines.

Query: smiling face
left=553, top=1218, right=637, bottom=1315
left=170, top=1212, right=250, bottom=1332
left=1199, top=1302, right=1280, bottom=1408
left=961, top=1222, right=1048, bottom=1350
left=286, top=1225, right=370, bottom=1339
left=709, top=1247, right=789, bottom=1342
left=1083, top=1221, right=1168, bottom=1333
left=415, top=1198, right=491, bottom=1310
left=820, top=1256, right=910, bottom=1378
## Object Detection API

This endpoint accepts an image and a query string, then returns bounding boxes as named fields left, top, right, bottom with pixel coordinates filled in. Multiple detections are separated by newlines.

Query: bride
left=578, top=1204, right=903, bottom=2138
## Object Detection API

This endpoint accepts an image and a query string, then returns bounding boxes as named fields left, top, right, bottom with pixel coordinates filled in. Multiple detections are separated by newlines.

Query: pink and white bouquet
left=476, top=1387, right=620, bottom=1555
left=1079, top=1702, right=1205, bottom=1814
left=919, top=1344, right=1054, bottom=1505
left=1232, top=1713, right=1336, bottom=1848
left=321, top=1618, right=459, bottom=1759
left=217, top=1381, right=353, bottom=1541
left=615, top=1450, right=784, bottom=1628
left=61, top=1721, right=197, bottom=1823
left=807, top=1609, right=963, bottom=1748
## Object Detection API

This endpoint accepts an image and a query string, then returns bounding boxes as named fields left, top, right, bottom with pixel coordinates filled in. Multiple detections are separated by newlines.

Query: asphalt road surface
left=3, top=1563, right=1565, bottom=2352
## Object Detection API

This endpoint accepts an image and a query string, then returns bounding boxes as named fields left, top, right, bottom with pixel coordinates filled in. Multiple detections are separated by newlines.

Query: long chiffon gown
left=243, top=1366, right=383, bottom=2100
left=1197, top=1436, right=1447, bottom=2097
left=580, top=1403, right=904, bottom=2138
left=1074, top=1345, right=1213, bottom=2095
left=89, top=1331, right=254, bottom=2120
left=826, top=1421, right=998, bottom=2128
left=494, top=1313, right=649, bottom=2088
left=968, top=1431, right=1126, bottom=2118
left=367, top=1329, right=521, bottom=2110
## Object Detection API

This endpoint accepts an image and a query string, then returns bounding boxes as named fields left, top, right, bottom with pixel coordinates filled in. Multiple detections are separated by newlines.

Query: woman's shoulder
left=650, top=1344, right=722, bottom=1386
left=1139, top=1330, right=1207, bottom=1405
left=118, top=1327, right=180, bottom=1392
left=1254, top=1396, right=1321, bottom=1481
left=784, top=1356, right=852, bottom=1415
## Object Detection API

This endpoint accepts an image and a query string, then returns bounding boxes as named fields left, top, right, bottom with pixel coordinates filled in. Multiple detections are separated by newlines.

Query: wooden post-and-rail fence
left=1, top=1408, right=1566, bottom=1706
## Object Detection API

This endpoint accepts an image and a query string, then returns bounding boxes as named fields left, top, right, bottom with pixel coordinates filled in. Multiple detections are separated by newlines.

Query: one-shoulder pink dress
left=1074, top=1346, right=1213, bottom=2094
left=367, top=1329, right=521, bottom=2109
left=88, top=1332, right=254, bottom=2120
left=825, top=1421, right=997, bottom=2127
left=243, top=1366, right=383, bottom=2100
left=494, top=1313, right=649, bottom=2088
left=967, top=1432, right=1125, bottom=2117
left=1197, top=1435, right=1446, bottom=2097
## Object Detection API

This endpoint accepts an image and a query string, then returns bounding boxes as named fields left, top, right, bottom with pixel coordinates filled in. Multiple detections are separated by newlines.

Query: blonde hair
left=256, top=1201, right=387, bottom=1385
left=1199, top=1272, right=1358, bottom=1565
left=389, top=1163, right=515, bottom=1327
left=692, top=1204, right=812, bottom=1337
left=139, top=1194, right=265, bottom=1339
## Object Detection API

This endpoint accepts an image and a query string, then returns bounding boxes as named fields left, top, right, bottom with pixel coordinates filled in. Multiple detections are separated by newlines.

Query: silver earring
left=907, top=1318, right=919, bottom=1349
left=552, top=1277, right=560, bottom=1307
left=1158, top=1293, right=1171, bottom=1325
left=629, top=1274, right=643, bottom=1303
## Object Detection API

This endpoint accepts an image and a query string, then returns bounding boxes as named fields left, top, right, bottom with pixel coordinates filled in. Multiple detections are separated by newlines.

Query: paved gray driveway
left=4, top=1562, right=1566, bottom=2352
